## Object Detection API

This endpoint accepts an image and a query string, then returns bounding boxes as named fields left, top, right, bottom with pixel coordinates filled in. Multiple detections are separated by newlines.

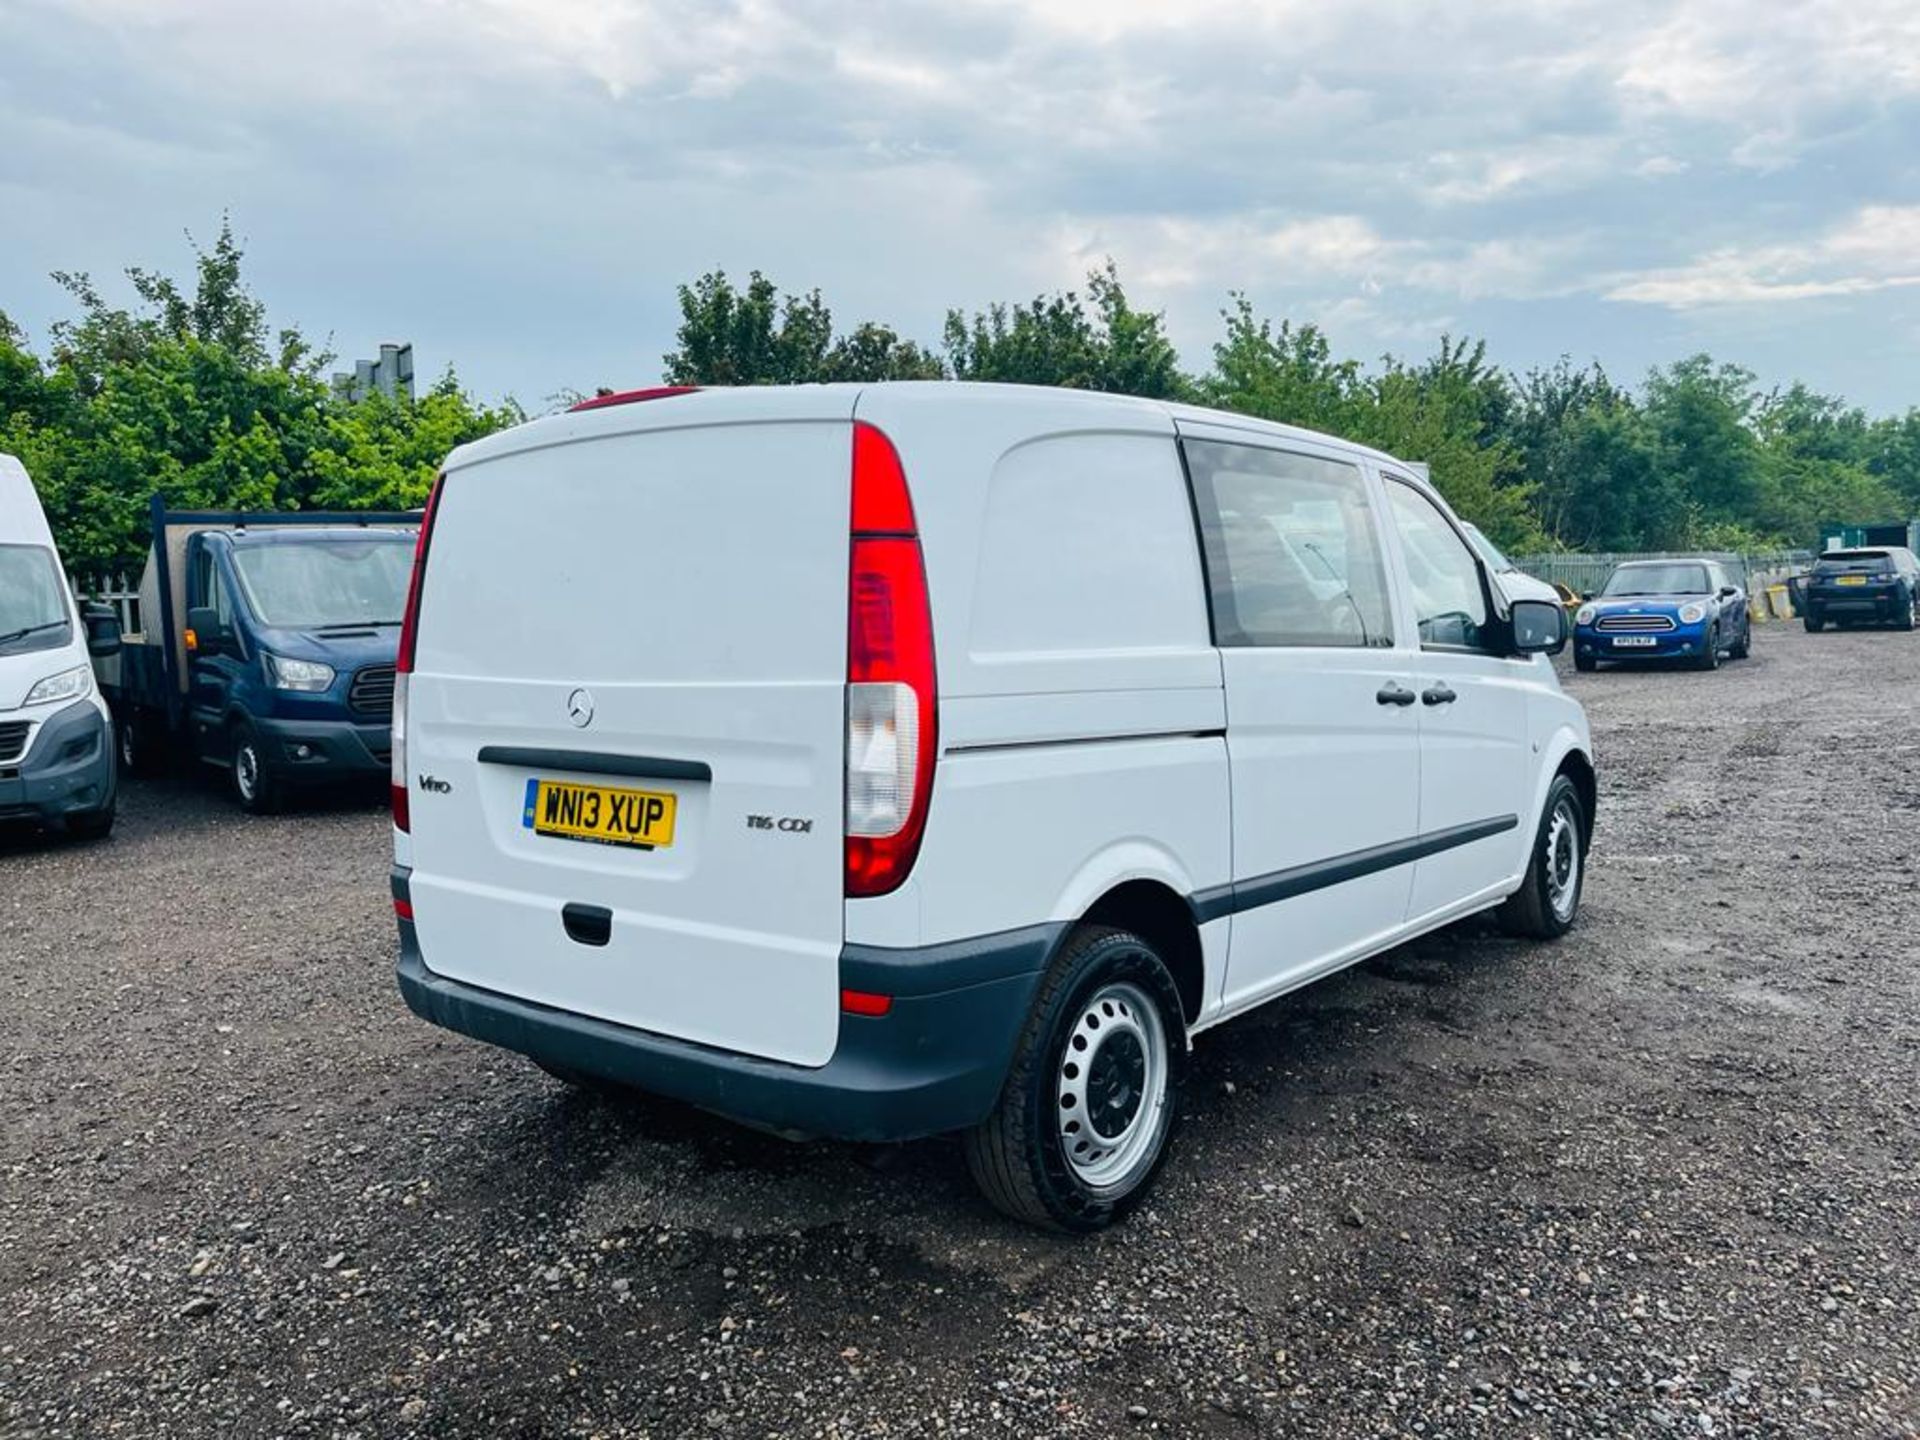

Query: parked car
left=1461, top=522, right=1561, bottom=606
left=1801, top=547, right=1920, bottom=632
left=391, top=383, right=1595, bottom=1230
left=0, top=454, right=118, bottom=839
left=94, top=498, right=418, bottom=812
left=1572, top=558, right=1751, bottom=672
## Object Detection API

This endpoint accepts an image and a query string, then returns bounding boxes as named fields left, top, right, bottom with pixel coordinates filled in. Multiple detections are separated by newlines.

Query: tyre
left=64, top=806, right=115, bottom=841
left=965, top=926, right=1185, bottom=1232
left=1574, top=654, right=1596, bottom=673
left=1694, top=626, right=1721, bottom=670
left=230, top=721, right=283, bottom=814
left=1898, top=591, right=1917, bottom=631
left=1730, top=625, right=1751, bottom=660
left=116, top=708, right=157, bottom=777
left=1497, top=773, right=1586, bottom=941
left=1804, top=614, right=1824, bottom=633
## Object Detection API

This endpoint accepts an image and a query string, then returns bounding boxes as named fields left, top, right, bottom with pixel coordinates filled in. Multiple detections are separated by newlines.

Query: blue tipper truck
left=95, top=495, right=420, bottom=813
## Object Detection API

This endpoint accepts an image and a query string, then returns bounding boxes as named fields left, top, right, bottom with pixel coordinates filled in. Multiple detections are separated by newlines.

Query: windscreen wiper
left=0, top=620, right=70, bottom=645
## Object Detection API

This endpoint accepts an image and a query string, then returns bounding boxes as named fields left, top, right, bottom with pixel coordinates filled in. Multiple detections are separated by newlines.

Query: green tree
left=662, top=271, right=941, bottom=385
left=944, top=261, right=1189, bottom=398
left=7, top=224, right=519, bottom=573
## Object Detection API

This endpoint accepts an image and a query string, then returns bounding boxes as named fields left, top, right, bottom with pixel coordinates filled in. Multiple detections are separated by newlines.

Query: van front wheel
left=1498, top=774, right=1586, bottom=940
left=965, top=925, right=1185, bottom=1232
left=230, top=722, right=283, bottom=815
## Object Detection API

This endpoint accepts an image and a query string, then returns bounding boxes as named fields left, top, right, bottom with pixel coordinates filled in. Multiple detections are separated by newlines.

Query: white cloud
left=1606, top=206, right=1920, bottom=308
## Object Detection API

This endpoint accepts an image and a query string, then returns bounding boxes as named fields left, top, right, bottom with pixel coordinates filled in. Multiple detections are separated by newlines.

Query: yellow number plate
left=523, top=778, right=676, bottom=849
left=1836, top=575, right=1867, bottom=585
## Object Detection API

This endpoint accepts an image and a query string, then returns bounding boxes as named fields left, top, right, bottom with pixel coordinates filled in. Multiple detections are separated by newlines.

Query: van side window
left=210, top=562, right=234, bottom=630
left=1183, top=439, right=1394, bottom=649
left=1383, top=479, right=1489, bottom=651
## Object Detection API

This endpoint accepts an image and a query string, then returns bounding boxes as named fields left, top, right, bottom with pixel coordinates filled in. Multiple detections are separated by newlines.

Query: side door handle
left=1421, top=683, right=1457, bottom=706
left=1376, top=683, right=1417, bottom=707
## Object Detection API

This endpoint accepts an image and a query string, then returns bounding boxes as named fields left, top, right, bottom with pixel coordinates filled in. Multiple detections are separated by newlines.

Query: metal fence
left=1510, top=549, right=1812, bottom=597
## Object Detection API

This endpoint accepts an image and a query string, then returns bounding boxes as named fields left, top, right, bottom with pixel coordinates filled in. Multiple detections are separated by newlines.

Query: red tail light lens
left=845, top=421, right=936, bottom=898
left=839, top=988, right=894, bottom=1017
left=392, top=473, right=443, bottom=832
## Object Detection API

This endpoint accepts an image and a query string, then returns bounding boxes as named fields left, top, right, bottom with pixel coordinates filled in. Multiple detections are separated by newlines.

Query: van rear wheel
left=964, top=925, right=1185, bottom=1232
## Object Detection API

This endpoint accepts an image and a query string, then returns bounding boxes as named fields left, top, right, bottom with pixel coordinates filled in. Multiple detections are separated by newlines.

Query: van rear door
left=403, top=394, right=853, bottom=1067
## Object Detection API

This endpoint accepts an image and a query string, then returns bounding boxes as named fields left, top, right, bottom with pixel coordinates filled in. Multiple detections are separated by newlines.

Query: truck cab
left=175, top=526, right=414, bottom=811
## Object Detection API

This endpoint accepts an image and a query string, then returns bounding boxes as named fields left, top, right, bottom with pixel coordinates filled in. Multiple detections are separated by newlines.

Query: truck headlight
left=263, top=654, right=336, bottom=692
left=1677, top=602, right=1708, bottom=624
left=1575, top=604, right=1596, bottom=626
left=22, top=664, right=92, bottom=707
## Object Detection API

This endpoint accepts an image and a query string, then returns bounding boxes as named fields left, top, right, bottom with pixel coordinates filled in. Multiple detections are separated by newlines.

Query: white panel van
left=0, top=454, right=117, bottom=840
left=393, top=384, right=1594, bottom=1230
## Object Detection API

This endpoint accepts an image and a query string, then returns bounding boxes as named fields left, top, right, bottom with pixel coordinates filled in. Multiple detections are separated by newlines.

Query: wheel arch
left=1077, top=879, right=1206, bottom=1028
left=1554, top=746, right=1597, bottom=844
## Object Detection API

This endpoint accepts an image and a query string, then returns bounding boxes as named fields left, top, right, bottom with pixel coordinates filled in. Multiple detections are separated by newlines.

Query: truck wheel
left=116, top=709, right=158, bottom=777
left=230, top=722, right=283, bottom=815
left=1498, top=774, right=1586, bottom=941
left=964, top=925, right=1185, bottom=1232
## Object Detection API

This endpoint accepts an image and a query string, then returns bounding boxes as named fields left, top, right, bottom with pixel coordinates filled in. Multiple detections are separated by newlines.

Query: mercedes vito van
left=393, top=384, right=1594, bottom=1230
left=0, top=454, right=116, bottom=839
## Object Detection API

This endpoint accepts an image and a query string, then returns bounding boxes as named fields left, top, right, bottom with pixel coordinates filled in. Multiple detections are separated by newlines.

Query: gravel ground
left=3, top=624, right=1916, bottom=1439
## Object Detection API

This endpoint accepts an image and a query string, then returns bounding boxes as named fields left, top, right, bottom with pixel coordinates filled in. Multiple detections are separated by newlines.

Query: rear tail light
left=392, top=473, right=444, bottom=832
left=845, top=422, right=936, bottom=898
left=840, top=988, right=893, bottom=1017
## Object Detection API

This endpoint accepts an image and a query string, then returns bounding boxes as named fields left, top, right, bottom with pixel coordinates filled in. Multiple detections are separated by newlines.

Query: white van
left=393, top=384, right=1594, bottom=1230
left=0, top=454, right=116, bottom=840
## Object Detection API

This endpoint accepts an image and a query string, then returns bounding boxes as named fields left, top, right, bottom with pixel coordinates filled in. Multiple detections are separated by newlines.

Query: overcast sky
left=3, top=0, right=1916, bottom=414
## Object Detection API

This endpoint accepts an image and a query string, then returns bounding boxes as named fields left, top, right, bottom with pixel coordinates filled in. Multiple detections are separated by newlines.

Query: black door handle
left=1422, top=684, right=1457, bottom=706
left=1376, top=683, right=1416, bottom=707
left=562, top=903, right=613, bottom=947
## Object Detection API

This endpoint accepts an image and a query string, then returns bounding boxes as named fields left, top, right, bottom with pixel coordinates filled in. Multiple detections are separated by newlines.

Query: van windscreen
left=0, top=544, right=72, bottom=654
left=232, top=539, right=415, bottom=628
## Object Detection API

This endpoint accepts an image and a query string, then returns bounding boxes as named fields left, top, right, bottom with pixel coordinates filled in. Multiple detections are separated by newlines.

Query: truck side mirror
left=82, top=603, right=122, bottom=658
left=1509, top=598, right=1567, bottom=656
left=185, top=605, right=224, bottom=657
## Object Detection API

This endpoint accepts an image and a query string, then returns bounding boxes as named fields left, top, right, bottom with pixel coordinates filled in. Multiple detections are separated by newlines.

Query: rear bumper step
left=394, top=885, right=1058, bottom=1143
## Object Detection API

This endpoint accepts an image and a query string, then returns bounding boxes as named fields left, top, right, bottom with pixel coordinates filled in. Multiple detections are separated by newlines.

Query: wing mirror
left=185, top=605, right=226, bottom=657
left=81, top=603, right=122, bottom=658
left=1718, top=585, right=1740, bottom=599
left=1509, top=598, right=1567, bottom=656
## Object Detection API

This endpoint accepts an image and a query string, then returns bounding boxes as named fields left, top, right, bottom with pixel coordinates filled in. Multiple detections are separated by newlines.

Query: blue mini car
left=1572, top=558, right=1752, bottom=672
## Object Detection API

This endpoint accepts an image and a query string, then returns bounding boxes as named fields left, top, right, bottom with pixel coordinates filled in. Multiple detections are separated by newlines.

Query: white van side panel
left=898, top=733, right=1232, bottom=951
left=844, top=389, right=1229, bottom=956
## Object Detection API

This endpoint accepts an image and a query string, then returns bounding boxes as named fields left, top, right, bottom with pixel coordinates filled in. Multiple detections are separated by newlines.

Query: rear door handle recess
left=1376, top=684, right=1417, bottom=707
left=1422, top=684, right=1457, bottom=706
left=562, top=903, right=613, bottom=947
